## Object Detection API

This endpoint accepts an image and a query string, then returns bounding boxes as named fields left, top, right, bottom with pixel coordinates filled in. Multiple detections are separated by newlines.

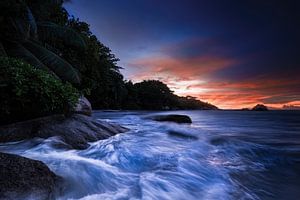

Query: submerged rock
left=0, top=152, right=60, bottom=200
left=150, top=114, right=192, bottom=124
left=0, top=114, right=128, bottom=149
left=168, top=130, right=198, bottom=140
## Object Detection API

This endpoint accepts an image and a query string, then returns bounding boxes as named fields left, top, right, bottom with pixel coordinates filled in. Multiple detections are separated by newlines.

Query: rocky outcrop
left=0, top=114, right=128, bottom=149
left=149, top=114, right=192, bottom=124
left=252, top=104, right=268, bottom=111
left=0, top=152, right=60, bottom=200
left=74, top=96, right=92, bottom=116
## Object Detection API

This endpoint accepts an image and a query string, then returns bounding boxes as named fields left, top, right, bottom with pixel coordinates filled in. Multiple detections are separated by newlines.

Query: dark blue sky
left=65, top=0, right=300, bottom=108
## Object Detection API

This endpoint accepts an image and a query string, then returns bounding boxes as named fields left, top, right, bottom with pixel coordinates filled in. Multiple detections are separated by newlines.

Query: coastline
left=0, top=113, right=128, bottom=199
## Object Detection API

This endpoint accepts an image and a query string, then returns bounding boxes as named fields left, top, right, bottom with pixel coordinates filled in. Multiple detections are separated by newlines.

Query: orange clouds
left=129, top=54, right=237, bottom=80
left=172, top=78, right=300, bottom=109
left=128, top=46, right=300, bottom=109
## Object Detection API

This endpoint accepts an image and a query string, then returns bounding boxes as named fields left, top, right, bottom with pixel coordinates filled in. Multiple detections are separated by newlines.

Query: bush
left=0, top=57, right=79, bottom=125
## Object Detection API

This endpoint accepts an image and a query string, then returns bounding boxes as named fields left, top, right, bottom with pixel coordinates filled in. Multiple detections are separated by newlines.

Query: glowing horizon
left=130, top=76, right=300, bottom=110
left=65, top=1, right=300, bottom=109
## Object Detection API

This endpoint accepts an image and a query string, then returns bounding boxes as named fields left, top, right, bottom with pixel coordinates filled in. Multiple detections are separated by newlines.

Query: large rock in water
left=0, top=152, right=60, bottom=200
left=0, top=114, right=128, bottom=149
left=150, top=114, right=192, bottom=124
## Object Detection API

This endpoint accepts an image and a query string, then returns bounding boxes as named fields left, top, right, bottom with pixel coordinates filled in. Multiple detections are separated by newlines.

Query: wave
left=1, top=111, right=300, bottom=199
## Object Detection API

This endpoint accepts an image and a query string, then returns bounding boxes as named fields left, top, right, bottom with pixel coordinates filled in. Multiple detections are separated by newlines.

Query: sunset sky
left=65, top=0, right=300, bottom=109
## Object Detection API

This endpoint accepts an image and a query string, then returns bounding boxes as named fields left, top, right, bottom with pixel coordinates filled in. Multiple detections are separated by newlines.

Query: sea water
left=1, top=110, right=300, bottom=200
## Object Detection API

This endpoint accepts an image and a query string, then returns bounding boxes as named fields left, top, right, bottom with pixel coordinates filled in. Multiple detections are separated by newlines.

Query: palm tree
left=0, top=0, right=85, bottom=84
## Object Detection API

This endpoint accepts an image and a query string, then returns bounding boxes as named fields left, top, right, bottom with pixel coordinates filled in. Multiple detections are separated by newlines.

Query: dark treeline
left=122, top=80, right=217, bottom=110
left=0, top=0, right=217, bottom=124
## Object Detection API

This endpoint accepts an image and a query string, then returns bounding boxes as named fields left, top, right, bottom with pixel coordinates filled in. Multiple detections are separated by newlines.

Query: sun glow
left=167, top=79, right=211, bottom=96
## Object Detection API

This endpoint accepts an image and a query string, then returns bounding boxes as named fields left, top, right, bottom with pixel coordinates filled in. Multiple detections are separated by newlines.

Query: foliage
left=133, top=80, right=176, bottom=110
left=175, top=96, right=218, bottom=110
left=122, top=80, right=218, bottom=110
left=47, top=17, right=126, bottom=109
left=122, top=81, right=139, bottom=109
left=0, top=57, right=79, bottom=125
left=37, top=21, right=86, bottom=48
left=0, top=0, right=82, bottom=84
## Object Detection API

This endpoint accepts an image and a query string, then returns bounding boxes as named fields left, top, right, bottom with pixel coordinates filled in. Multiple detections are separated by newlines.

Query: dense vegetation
left=122, top=80, right=217, bottom=110
left=0, top=57, right=79, bottom=125
left=0, top=0, right=217, bottom=124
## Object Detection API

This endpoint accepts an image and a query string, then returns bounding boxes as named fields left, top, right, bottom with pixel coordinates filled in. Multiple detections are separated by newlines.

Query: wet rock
left=74, top=96, right=92, bottom=116
left=150, top=114, right=192, bottom=124
left=0, top=152, right=60, bottom=200
left=0, top=114, right=128, bottom=149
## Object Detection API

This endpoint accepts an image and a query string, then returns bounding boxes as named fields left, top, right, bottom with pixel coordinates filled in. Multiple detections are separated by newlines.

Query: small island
left=239, top=104, right=269, bottom=111
left=252, top=104, right=269, bottom=111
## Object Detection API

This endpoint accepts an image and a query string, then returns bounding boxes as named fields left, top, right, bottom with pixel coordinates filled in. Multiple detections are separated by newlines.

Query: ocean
left=1, top=110, right=300, bottom=200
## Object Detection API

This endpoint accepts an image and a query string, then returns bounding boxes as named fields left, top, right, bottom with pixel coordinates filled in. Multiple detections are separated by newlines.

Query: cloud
left=176, top=78, right=300, bottom=109
left=130, top=58, right=300, bottom=109
left=127, top=37, right=300, bottom=109
left=129, top=55, right=237, bottom=79
left=282, top=103, right=300, bottom=110
left=66, top=0, right=300, bottom=109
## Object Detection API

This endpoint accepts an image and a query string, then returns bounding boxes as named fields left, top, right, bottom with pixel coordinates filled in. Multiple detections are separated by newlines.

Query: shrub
left=0, top=57, right=79, bottom=125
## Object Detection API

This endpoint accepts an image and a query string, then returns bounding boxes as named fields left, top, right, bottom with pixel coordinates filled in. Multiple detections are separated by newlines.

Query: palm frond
left=0, top=42, right=7, bottom=56
left=5, top=18, right=30, bottom=42
left=24, top=40, right=81, bottom=84
left=37, top=22, right=86, bottom=49
left=3, top=41, right=49, bottom=71
left=26, top=6, right=38, bottom=39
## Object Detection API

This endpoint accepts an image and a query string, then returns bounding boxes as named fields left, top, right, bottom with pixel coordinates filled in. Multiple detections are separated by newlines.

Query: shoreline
left=0, top=113, right=128, bottom=199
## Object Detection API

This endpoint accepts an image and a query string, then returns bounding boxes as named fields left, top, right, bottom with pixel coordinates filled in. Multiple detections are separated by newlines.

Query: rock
left=150, top=114, right=192, bottom=124
left=0, top=114, right=128, bottom=149
left=252, top=104, right=268, bottom=111
left=0, top=152, right=60, bottom=200
left=74, top=96, right=92, bottom=116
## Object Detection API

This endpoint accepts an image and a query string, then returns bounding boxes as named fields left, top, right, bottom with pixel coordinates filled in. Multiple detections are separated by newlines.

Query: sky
left=65, top=0, right=300, bottom=109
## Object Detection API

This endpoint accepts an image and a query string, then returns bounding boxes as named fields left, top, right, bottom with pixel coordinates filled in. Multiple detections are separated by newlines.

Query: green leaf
left=37, top=21, right=86, bottom=49
left=24, top=40, right=81, bottom=84
left=0, top=57, right=80, bottom=124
